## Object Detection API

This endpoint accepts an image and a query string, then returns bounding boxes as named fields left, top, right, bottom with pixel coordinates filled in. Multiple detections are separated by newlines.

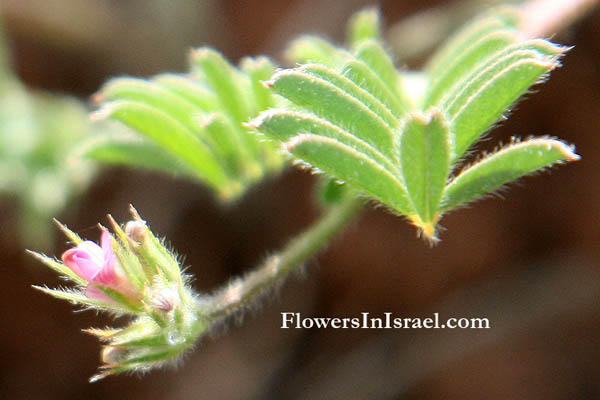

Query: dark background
left=1, top=0, right=599, bottom=398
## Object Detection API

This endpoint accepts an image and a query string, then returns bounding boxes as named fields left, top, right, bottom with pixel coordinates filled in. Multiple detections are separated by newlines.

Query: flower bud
left=32, top=207, right=209, bottom=381
left=125, top=220, right=147, bottom=243
left=61, top=231, right=140, bottom=303
left=101, top=345, right=127, bottom=365
left=151, top=287, right=178, bottom=312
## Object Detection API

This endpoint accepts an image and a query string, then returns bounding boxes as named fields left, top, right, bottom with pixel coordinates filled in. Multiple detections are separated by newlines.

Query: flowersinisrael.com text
left=281, top=312, right=490, bottom=329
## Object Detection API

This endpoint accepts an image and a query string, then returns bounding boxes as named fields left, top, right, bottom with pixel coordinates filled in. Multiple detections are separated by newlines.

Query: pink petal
left=100, top=231, right=114, bottom=260
left=62, top=248, right=102, bottom=281
left=93, top=261, right=117, bottom=286
left=77, top=241, right=104, bottom=265
left=94, top=231, right=119, bottom=286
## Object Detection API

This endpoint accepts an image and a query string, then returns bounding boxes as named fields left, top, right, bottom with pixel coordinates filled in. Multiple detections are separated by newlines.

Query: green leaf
left=341, top=59, right=405, bottom=118
left=354, top=40, right=413, bottom=111
left=98, top=78, right=200, bottom=134
left=77, top=133, right=199, bottom=178
left=85, top=7, right=578, bottom=243
left=252, top=109, right=399, bottom=177
left=241, top=56, right=277, bottom=111
left=191, top=48, right=251, bottom=124
left=254, top=7, right=578, bottom=241
left=347, top=8, right=381, bottom=48
left=443, top=39, right=567, bottom=110
left=300, top=63, right=399, bottom=127
left=354, top=40, right=399, bottom=97
left=89, top=47, right=286, bottom=202
left=93, top=100, right=230, bottom=194
left=398, top=109, right=451, bottom=236
left=197, top=112, right=260, bottom=181
left=441, top=138, right=580, bottom=211
left=267, top=69, right=395, bottom=159
left=444, top=48, right=562, bottom=160
left=425, top=30, right=517, bottom=106
left=152, top=74, right=219, bottom=112
left=284, top=134, right=413, bottom=215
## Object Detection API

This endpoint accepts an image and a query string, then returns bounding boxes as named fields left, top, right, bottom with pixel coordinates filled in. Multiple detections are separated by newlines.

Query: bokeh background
left=1, top=0, right=599, bottom=399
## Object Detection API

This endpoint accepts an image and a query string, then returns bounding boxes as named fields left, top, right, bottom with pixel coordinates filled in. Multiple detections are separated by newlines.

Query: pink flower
left=62, top=231, right=138, bottom=302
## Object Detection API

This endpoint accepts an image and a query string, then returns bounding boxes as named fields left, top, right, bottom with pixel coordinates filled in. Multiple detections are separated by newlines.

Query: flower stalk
left=31, top=207, right=208, bottom=381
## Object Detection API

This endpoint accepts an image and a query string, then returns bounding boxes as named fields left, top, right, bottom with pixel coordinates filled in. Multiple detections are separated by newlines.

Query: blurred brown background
left=1, top=0, right=599, bottom=399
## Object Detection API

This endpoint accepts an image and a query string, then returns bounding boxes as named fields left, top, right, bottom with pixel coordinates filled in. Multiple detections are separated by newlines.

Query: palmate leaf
left=84, top=49, right=285, bottom=201
left=254, top=6, right=579, bottom=240
left=93, top=100, right=230, bottom=192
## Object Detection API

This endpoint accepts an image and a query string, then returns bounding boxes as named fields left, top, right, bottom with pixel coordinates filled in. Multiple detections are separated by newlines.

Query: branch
left=201, top=194, right=364, bottom=320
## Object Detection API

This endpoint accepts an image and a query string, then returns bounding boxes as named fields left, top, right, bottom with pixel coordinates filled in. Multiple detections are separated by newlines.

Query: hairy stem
left=202, top=195, right=364, bottom=320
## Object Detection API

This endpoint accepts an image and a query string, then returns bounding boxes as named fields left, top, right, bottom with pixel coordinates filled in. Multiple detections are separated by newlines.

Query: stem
left=202, top=195, right=364, bottom=320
